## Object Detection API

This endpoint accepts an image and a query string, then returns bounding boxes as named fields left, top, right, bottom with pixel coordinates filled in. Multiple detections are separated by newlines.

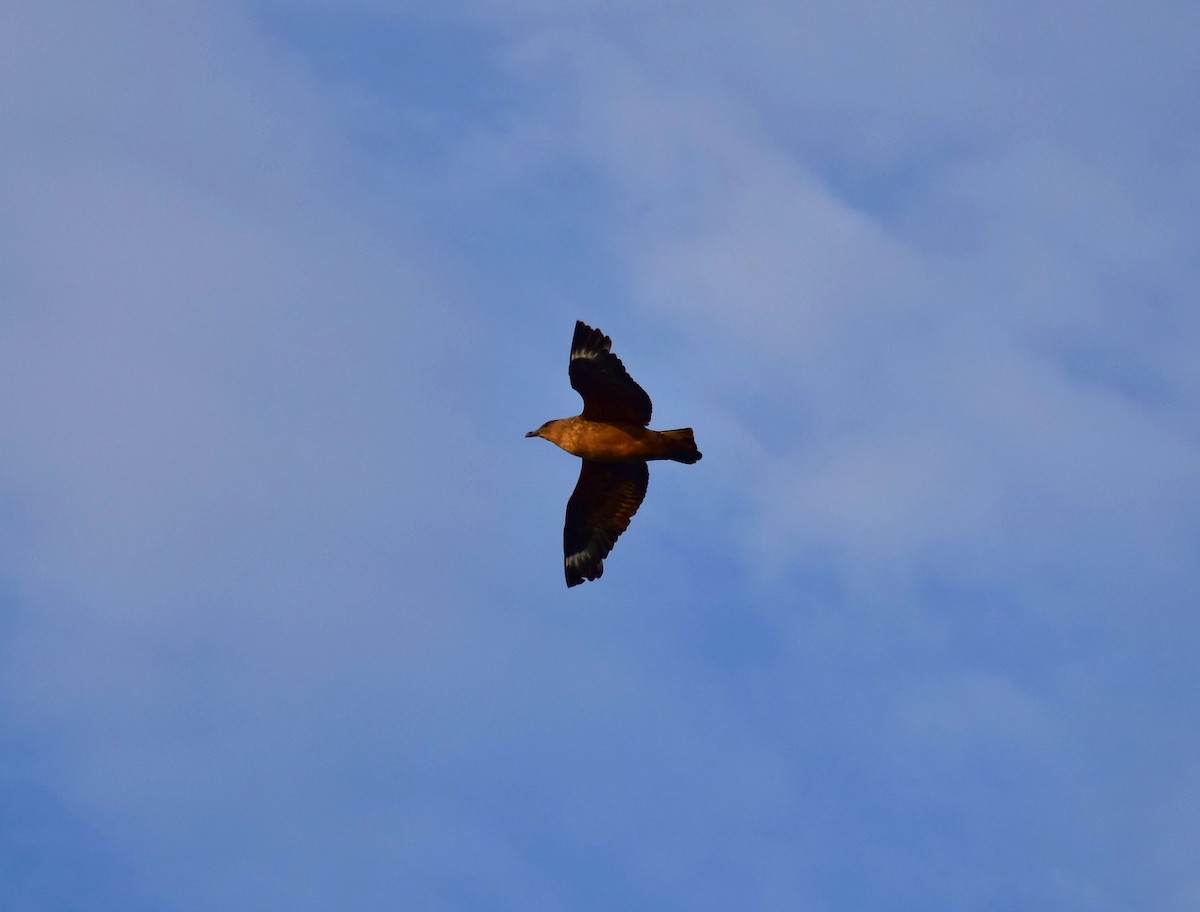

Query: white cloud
left=494, top=7, right=1200, bottom=604
left=2, top=1, right=1199, bottom=910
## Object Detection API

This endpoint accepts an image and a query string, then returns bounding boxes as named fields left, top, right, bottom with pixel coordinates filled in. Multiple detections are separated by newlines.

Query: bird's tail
left=661, top=428, right=702, bottom=464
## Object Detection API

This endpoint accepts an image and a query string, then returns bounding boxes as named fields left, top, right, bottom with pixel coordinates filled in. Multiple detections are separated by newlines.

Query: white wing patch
left=565, top=545, right=602, bottom=568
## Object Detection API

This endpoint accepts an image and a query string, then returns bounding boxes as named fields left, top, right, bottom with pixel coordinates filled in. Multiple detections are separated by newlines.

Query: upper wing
left=563, top=460, right=649, bottom=587
left=568, top=321, right=653, bottom=426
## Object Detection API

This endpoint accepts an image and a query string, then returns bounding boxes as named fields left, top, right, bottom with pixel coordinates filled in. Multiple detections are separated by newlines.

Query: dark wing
left=568, top=321, right=653, bottom=426
left=563, top=460, right=649, bottom=587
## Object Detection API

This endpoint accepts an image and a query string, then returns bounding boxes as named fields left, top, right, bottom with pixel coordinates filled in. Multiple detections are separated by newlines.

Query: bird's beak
left=525, top=430, right=539, bottom=438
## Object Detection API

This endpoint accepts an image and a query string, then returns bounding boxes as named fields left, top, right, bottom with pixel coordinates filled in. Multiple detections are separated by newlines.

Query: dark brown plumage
left=527, top=321, right=702, bottom=587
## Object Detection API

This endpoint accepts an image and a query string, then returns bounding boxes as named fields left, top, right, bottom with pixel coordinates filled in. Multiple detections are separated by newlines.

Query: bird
left=527, top=320, right=702, bottom=587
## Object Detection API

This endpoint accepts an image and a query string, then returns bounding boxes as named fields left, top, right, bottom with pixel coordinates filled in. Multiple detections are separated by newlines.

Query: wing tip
left=565, top=559, right=603, bottom=587
left=571, top=320, right=611, bottom=360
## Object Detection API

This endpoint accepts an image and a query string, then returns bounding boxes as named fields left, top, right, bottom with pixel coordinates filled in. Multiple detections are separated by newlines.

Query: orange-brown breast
left=542, top=417, right=673, bottom=462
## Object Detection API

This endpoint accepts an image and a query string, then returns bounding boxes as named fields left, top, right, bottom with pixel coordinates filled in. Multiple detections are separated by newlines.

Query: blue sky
left=2, top=1, right=1199, bottom=909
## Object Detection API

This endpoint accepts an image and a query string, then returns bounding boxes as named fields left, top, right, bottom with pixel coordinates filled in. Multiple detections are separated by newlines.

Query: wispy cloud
left=1, top=1, right=1198, bottom=910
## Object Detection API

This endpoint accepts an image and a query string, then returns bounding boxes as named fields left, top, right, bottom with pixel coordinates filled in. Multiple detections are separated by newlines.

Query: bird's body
left=531, top=416, right=699, bottom=464
left=527, top=321, right=701, bottom=587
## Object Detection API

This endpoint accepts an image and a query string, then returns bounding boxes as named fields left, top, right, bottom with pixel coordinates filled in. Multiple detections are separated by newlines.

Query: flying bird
left=527, top=321, right=702, bottom=587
